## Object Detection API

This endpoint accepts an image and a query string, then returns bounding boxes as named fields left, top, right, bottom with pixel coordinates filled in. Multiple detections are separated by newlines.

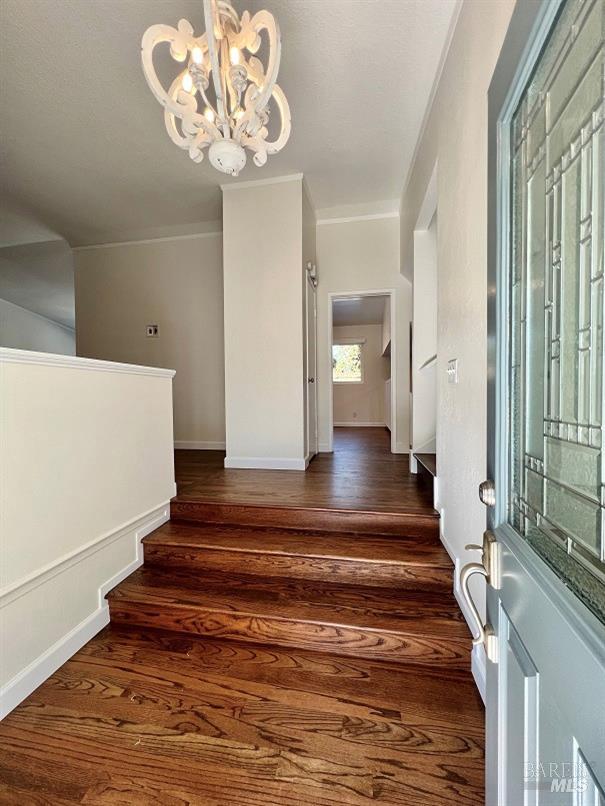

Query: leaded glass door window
left=509, top=0, right=605, bottom=622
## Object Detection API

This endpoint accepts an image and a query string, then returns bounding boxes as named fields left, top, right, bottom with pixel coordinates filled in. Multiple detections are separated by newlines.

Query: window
left=332, top=342, right=363, bottom=383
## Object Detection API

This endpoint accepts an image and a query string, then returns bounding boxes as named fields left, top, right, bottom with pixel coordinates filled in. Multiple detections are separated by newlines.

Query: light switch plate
left=146, top=324, right=160, bottom=338
left=447, top=358, right=458, bottom=384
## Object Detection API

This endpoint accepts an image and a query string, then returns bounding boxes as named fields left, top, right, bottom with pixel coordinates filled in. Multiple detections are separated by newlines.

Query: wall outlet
left=146, top=324, right=160, bottom=338
left=447, top=358, right=458, bottom=384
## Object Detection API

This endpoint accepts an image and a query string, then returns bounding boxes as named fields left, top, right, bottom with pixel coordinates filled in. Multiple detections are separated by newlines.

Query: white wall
left=0, top=348, right=175, bottom=718
left=412, top=213, right=438, bottom=452
left=0, top=297, right=75, bottom=355
left=332, top=324, right=389, bottom=426
left=400, top=0, right=516, bottom=610
left=74, top=233, right=225, bottom=448
left=222, top=177, right=306, bottom=470
left=317, top=217, right=412, bottom=452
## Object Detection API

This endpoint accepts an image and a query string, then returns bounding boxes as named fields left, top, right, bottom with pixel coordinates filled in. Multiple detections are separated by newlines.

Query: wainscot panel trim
left=0, top=503, right=170, bottom=719
left=0, top=503, right=171, bottom=606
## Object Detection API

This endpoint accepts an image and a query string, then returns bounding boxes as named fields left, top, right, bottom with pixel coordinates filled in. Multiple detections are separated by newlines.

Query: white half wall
left=74, top=232, right=225, bottom=447
left=317, top=217, right=412, bottom=452
left=0, top=297, right=75, bottom=355
left=0, top=348, right=176, bottom=718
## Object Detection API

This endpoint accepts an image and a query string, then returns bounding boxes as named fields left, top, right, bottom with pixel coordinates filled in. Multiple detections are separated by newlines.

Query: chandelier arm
left=241, top=83, right=291, bottom=165
left=203, top=0, right=230, bottom=139
left=232, top=10, right=281, bottom=113
left=166, top=74, right=221, bottom=139
left=142, top=23, right=195, bottom=120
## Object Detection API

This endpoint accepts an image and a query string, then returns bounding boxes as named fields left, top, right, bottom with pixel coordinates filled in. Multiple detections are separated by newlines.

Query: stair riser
left=144, top=545, right=453, bottom=591
left=109, top=601, right=469, bottom=670
left=171, top=501, right=439, bottom=539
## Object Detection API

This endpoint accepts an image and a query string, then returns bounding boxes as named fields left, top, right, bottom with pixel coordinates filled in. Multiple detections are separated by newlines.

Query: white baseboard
left=175, top=440, right=226, bottom=450
left=0, top=606, right=110, bottom=720
left=224, top=456, right=307, bottom=471
left=0, top=503, right=170, bottom=720
left=318, top=442, right=331, bottom=453
left=472, top=643, right=487, bottom=704
left=334, top=421, right=386, bottom=427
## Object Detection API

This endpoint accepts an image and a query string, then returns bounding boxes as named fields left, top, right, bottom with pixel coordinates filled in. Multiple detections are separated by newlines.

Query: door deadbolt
left=479, top=479, right=496, bottom=507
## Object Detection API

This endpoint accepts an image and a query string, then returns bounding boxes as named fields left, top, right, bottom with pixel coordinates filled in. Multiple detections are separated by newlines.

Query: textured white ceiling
left=333, top=295, right=388, bottom=327
left=0, top=0, right=457, bottom=247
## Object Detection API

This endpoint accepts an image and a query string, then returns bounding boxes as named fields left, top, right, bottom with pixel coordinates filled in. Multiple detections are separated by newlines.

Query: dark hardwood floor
left=175, top=427, right=435, bottom=515
left=0, top=629, right=484, bottom=805
left=0, top=427, right=484, bottom=804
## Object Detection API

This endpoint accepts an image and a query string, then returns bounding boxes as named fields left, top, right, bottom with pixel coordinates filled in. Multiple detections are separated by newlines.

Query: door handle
left=460, top=561, right=488, bottom=647
left=458, top=530, right=500, bottom=662
left=308, top=377, right=315, bottom=383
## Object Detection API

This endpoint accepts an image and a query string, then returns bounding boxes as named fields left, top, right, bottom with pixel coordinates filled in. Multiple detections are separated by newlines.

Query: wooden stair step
left=107, top=568, right=470, bottom=669
left=143, top=521, right=453, bottom=590
left=170, top=499, right=440, bottom=538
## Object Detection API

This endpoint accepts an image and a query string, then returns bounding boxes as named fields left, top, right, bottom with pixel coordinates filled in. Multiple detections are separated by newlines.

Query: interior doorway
left=327, top=290, right=396, bottom=453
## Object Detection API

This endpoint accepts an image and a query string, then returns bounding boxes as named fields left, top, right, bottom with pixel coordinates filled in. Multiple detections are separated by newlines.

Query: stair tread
left=108, top=568, right=468, bottom=638
left=145, top=521, right=451, bottom=567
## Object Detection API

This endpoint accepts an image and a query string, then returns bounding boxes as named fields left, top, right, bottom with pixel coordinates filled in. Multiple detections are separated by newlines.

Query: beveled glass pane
left=508, top=0, right=605, bottom=622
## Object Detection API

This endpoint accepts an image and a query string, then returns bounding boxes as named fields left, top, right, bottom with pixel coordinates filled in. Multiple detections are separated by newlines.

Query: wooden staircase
left=107, top=500, right=470, bottom=671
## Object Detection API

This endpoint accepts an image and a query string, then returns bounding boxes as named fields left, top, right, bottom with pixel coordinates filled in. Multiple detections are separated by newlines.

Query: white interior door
left=306, top=275, right=318, bottom=458
left=463, top=0, right=605, bottom=802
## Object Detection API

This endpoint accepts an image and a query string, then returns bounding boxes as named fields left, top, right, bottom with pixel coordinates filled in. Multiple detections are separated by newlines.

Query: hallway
left=0, top=428, right=485, bottom=804
left=175, top=427, right=434, bottom=515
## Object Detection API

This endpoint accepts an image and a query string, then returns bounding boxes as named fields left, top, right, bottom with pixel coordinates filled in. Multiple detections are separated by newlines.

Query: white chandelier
left=141, top=0, right=291, bottom=177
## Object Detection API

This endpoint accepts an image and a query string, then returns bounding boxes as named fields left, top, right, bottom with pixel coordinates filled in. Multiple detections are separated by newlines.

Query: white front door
left=466, top=0, right=605, bottom=802
left=306, top=274, right=318, bottom=459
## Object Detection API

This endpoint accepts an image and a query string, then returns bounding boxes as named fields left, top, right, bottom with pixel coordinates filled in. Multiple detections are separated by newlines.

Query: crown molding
left=317, top=211, right=399, bottom=226
left=220, top=173, right=303, bottom=192
left=73, top=230, right=222, bottom=252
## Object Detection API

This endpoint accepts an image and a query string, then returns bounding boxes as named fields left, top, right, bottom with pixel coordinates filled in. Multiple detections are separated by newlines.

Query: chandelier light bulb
left=181, top=72, right=194, bottom=93
left=141, top=0, right=291, bottom=176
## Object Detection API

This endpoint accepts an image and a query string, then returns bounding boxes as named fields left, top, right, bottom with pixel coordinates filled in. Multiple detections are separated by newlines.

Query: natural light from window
left=332, top=343, right=363, bottom=383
